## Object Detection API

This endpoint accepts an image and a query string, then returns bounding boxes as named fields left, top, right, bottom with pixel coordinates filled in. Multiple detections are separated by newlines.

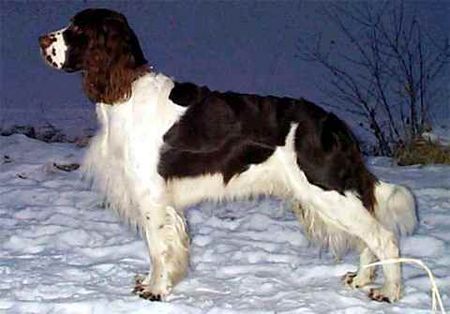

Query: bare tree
left=298, top=1, right=449, bottom=156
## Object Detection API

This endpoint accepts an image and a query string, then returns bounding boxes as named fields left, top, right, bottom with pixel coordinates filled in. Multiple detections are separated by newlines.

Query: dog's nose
left=39, top=35, right=54, bottom=49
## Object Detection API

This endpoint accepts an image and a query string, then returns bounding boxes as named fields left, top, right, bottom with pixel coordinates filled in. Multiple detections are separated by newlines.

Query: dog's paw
left=368, top=287, right=400, bottom=303
left=132, top=274, right=150, bottom=292
left=135, top=286, right=171, bottom=302
left=342, top=272, right=358, bottom=287
left=342, top=271, right=375, bottom=289
left=137, top=290, right=163, bottom=301
left=132, top=274, right=171, bottom=302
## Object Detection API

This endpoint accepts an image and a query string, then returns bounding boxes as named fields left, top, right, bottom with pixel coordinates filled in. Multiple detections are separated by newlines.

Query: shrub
left=394, top=138, right=450, bottom=166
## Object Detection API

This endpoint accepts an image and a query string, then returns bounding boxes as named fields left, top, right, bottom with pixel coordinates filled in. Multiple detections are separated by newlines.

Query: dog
left=39, top=8, right=417, bottom=303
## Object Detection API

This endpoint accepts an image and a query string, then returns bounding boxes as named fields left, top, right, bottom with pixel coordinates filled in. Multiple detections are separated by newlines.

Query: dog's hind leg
left=278, top=126, right=402, bottom=302
left=292, top=190, right=401, bottom=301
left=293, top=191, right=401, bottom=301
left=293, top=202, right=377, bottom=288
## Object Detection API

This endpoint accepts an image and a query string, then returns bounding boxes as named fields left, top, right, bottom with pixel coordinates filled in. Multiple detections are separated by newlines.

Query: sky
left=0, top=0, right=448, bottom=133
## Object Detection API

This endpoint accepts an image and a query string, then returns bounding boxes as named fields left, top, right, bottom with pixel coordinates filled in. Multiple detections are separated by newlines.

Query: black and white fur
left=39, top=8, right=417, bottom=303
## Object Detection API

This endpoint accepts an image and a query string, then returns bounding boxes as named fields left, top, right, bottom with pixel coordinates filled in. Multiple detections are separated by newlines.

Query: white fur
left=83, top=73, right=416, bottom=301
left=294, top=177, right=417, bottom=297
left=374, top=182, right=417, bottom=237
left=292, top=202, right=362, bottom=258
left=343, top=247, right=377, bottom=289
left=41, top=28, right=67, bottom=69
left=83, top=72, right=186, bottom=228
left=293, top=181, right=417, bottom=259
left=167, top=152, right=291, bottom=209
left=83, top=72, right=189, bottom=297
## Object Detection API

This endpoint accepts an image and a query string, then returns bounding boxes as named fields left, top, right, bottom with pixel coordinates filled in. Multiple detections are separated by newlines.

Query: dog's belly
left=166, top=147, right=291, bottom=208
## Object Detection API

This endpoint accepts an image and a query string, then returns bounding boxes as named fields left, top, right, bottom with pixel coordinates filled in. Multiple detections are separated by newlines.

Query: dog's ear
left=100, top=15, right=146, bottom=67
left=82, top=13, right=148, bottom=104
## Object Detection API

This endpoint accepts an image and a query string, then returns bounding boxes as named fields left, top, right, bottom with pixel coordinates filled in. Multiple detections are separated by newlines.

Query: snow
left=1, top=134, right=449, bottom=313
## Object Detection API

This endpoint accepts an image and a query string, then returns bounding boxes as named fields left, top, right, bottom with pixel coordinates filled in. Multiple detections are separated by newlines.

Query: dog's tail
left=374, top=181, right=417, bottom=237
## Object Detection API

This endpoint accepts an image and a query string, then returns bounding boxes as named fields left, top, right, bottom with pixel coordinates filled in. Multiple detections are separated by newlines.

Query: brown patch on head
left=41, top=9, right=148, bottom=101
left=72, top=9, right=148, bottom=104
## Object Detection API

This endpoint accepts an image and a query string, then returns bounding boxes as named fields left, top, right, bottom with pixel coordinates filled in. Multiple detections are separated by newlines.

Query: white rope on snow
left=363, top=257, right=447, bottom=314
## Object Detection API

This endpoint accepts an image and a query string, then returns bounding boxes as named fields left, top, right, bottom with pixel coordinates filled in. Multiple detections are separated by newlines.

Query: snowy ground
left=0, top=134, right=449, bottom=313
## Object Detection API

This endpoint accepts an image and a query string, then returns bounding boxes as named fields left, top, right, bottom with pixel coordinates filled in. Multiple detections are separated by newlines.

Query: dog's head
left=39, top=8, right=148, bottom=104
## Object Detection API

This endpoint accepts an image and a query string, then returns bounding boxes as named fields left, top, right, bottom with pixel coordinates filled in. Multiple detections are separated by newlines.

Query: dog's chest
left=85, top=73, right=185, bottom=204
left=104, top=101, right=159, bottom=167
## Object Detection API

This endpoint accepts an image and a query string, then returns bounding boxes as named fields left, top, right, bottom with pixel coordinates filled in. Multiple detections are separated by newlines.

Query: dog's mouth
left=61, top=64, right=79, bottom=73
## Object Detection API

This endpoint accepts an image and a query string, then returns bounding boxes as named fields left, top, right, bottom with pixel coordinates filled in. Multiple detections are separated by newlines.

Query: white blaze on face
left=42, top=27, right=68, bottom=69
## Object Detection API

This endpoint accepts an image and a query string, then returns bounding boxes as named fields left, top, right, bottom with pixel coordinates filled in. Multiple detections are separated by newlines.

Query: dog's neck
left=82, top=64, right=151, bottom=105
left=95, top=71, right=185, bottom=127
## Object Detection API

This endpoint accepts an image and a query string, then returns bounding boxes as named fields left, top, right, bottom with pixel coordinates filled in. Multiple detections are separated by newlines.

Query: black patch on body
left=160, top=82, right=377, bottom=211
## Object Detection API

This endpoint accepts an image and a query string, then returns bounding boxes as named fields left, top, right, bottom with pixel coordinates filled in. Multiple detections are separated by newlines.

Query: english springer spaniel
left=39, top=8, right=417, bottom=303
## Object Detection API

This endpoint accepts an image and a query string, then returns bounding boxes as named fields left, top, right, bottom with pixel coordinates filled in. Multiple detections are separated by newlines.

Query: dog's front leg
left=134, top=203, right=189, bottom=301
